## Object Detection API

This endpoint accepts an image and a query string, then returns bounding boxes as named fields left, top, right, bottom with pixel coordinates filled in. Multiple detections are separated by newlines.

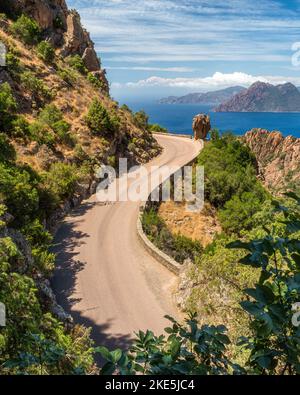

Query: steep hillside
left=159, top=86, right=245, bottom=105
left=215, top=81, right=300, bottom=112
left=0, top=10, right=160, bottom=170
left=0, top=2, right=160, bottom=374
left=244, top=129, right=300, bottom=194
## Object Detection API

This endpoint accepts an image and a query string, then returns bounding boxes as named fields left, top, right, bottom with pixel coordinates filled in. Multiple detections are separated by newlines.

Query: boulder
left=192, top=114, right=211, bottom=140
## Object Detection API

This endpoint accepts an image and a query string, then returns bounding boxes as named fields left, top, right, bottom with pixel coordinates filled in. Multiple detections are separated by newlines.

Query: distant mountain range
left=215, top=82, right=300, bottom=112
left=159, top=86, right=246, bottom=105
left=159, top=82, right=300, bottom=112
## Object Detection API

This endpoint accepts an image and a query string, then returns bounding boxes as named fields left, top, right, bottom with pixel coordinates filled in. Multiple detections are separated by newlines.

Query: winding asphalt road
left=52, top=134, right=202, bottom=351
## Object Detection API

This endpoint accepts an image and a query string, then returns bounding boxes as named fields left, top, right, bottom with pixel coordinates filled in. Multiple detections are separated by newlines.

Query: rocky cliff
left=244, top=129, right=300, bottom=194
left=1, top=0, right=108, bottom=89
left=215, top=82, right=300, bottom=112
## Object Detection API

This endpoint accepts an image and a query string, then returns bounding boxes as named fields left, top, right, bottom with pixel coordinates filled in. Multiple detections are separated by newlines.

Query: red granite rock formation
left=192, top=114, right=211, bottom=140
left=244, top=129, right=300, bottom=194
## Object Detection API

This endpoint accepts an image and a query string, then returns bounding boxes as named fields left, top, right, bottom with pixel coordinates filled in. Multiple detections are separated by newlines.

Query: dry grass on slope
left=0, top=25, right=160, bottom=172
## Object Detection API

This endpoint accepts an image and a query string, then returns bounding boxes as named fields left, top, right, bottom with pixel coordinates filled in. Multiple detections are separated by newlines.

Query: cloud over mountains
left=114, top=72, right=300, bottom=91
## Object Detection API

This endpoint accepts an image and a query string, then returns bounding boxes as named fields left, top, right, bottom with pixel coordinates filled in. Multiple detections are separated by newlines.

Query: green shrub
left=0, top=133, right=16, bottom=162
left=5, top=52, right=22, bottom=75
left=149, top=123, right=168, bottom=133
left=0, top=163, right=39, bottom=226
left=142, top=208, right=202, bottom=264
left=0, top=13, right=7, bottom=22
left=219, top=190, right=267, bottom=234
left=172, top=234, right=203, bottom=262
left=107, top=155, right=116, bottom=168
left=66, top=55, right=87, bottom=74
left=0, top=82, right=17, bottom=130
left=11, top=15, right=40, bottom=45
left=196, top=133, right=270, bottom=235
left=87, top=72, right=104, bottom=89
left=21, top=71, right=52, bottom=101
left=22, top=218, right=53, bottom=247
left=73, top=144, right=88, bottom=162
left=53, top=119, right=70, bottom=137
left=10, top=116, right=30, bottom=139
left=22, top=219, right=55, bottom=275
left=142, top=208, right=165, bottom=240
left=38, top=104, right=62, bottom=126
left=42, top=162, right=79, bottom=203
left=54, top=120, right=76, bottom=146
left=120, top=104, right=132, bottom=113
left=197, top=134, right=258, bottom=208
left=37, top=104, right=74, bottom=146
left=210, top=128, right=220, bottom=141
left=32, top=247, right=56, bottom=275
left=85, top=98, right=120, bottom=136
left=58, top=67, right=76, bottom=87
left=37, top=41, right=55, bottom=63
left=28, top=121, right=55, bottom=147
left=133, top=110, right=149, bottom=130
left=27, top=105, right=74, bottom=147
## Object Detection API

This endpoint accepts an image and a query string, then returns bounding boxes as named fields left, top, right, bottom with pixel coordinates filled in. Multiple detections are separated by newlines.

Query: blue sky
left=67, top=0, right=300, bottom=100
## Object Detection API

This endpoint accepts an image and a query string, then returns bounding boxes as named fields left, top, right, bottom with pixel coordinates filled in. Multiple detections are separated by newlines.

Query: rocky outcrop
left=82, top=47, right=100, bottom=72
left=37, top=278, right=73, bottom=325
left=192, top=114, right=211, bottom=140
left=215, top=82, right=300, bottom=112
left=4, top=0, right=68, bottom=30
left=244, top=129, right=300, bottom=193
left=61, top=10, right=100, bottom=71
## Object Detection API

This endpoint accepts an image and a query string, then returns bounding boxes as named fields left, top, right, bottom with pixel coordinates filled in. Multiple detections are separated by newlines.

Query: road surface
left=52, top=134, right=202, bottom=352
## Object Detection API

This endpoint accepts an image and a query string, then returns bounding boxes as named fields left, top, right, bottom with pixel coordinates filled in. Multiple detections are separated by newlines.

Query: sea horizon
left=119, top=101, right=300, bottom=139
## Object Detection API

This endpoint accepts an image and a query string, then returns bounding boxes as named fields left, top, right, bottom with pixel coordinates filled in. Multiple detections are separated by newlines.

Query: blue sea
left=124, top=102, right=300, bottom=138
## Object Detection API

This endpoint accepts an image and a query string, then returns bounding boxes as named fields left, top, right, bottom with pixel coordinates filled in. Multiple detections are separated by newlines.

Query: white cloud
left=106, top=66, right=195, bottom=72
left=113, top=72, right=300, bottom=91
left=67, top=0, right=300, bottom=65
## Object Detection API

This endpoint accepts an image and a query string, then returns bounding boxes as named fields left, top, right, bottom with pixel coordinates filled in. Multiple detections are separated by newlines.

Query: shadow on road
left=71, top=311, right=133, bottom=366
left=51, top=201, right=133, bottom=366
left=67, top=201, right=95, bottom=218
left=52, top=219, right=88, bottom=305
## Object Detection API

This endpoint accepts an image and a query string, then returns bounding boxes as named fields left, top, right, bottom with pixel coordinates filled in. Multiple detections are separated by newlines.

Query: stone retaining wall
left=136, top=142, right=202, bottom=276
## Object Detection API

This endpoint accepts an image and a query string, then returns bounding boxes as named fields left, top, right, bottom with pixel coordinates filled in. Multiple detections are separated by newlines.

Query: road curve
left=52, top=134, right=202, bottom=351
